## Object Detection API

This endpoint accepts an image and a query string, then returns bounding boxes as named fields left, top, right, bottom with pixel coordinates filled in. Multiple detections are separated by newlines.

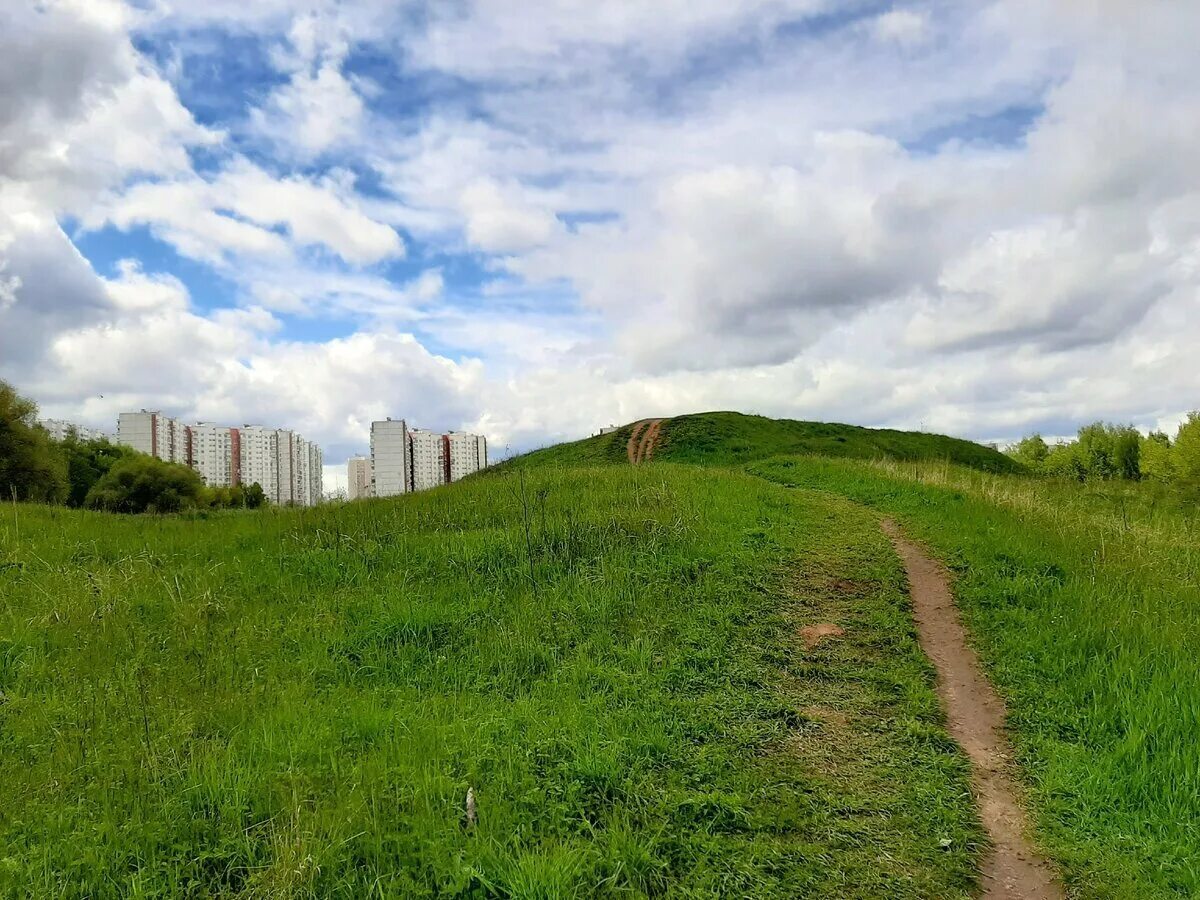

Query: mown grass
left=751, top=456, right=1200, bottom=898
left=1, top=465, right=978, bottom=898
left=502, top=412, right=1020, bottom=475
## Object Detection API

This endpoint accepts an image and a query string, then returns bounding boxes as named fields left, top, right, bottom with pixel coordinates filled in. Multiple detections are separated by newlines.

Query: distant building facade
left=369, top=418, right=488, bottom=497
left=370, top=419, right=412, bottom=498
left=118, top=411, right=189, bottom=464
left=347, top=456, right=372, bottom=500
left=116, top=411, right=322, bottom=506
left=39, top=419, right=111, bottom=443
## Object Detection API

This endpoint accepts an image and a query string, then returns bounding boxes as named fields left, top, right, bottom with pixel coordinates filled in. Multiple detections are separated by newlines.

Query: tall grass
left=751, top=455, right=1200, bottom=898
left=0, top=465, right=977, bottom=897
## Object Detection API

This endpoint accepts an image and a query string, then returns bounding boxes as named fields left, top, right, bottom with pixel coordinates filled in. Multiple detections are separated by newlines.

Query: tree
left=243, top=482, right=267, bottom=509
left=59, top=436, right=131, bottom=507
left=1173, top=412, right=1200, bottom=483
left=1043, top=441, right=1088, bottom=481
left=1076, top=422, right=1140, bottom=480
left=0, top=380, right=67, bottom=502
left=1008, top=434, right=1049, bottom=470
left=1140, top=431, right=1175, bottom=482
left=85, top=455, right=206, bottom=514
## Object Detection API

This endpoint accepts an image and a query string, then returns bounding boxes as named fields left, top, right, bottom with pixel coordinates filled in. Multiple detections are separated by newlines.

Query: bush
left=85, top=455, right=207, bottom=514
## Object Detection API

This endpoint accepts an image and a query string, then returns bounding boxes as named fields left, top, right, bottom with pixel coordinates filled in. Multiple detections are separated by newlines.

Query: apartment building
left=191, top=423, right=239, bottom=487
left=447, top=431, right=487, bottom=483
left=347, top=456, right=371, bottom=500
left=369, top=419, right=488, bottom=496
left=116, top=410, right=323, bottom=506
left=408, top=427, right=448, bottom=492
left=39, top=419, right=111, bottom=443
left=117, top=411, right=188, bottom=464
left=370, top=418, right=411, bottom=498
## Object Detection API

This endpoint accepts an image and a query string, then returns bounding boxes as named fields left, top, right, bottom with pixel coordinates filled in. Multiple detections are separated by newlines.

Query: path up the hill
left=626, top=418, right=666, bottom=464
left=883, top=520, right=1063, bottom=900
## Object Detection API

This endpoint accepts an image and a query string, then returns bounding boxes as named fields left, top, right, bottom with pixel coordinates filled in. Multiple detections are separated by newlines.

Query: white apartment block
left=117, top=410, right=323, bottom=506
left=191, top=423, right=238, bottom=488
left=239, top=426, right=280, bottom=500
left=347, top=456, right=371, bottom=500
left=117, top=411, right=188, bottom=464
left=409, top=427, right=447, bottom=492
left=40, top=419, right=111, bottom=443
left=447, top=431, right=487, bottom=483
left=371, top=419, right=411, bottom=498
left=369, top=419, right=488, bottom=496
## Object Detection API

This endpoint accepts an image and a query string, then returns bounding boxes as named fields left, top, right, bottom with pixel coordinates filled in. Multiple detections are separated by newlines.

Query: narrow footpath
left=626, top=418, right=665, bottom=464
left=882, top=520, right=1064, bottom=900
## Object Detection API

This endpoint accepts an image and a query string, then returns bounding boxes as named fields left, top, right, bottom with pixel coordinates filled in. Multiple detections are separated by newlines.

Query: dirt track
left=626, top=418, right=664, bottom=464
left=883, top=520, right=1063, bottom=900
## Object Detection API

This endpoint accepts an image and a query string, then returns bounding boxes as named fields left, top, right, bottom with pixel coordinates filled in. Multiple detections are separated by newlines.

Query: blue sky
left=2, top=0, right=1198, bottom=480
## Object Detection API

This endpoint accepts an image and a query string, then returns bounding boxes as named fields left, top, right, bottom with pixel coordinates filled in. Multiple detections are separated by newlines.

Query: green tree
left=59, top=436, right=131, bottom=507
left=1140, top=431, right=1175, bottom=482
left=1076, top=422, right=1141, bottom=480
left=0, top=380, right=67, bottom=502
left=1173, top=412, right=1200, bottom=483
left=1008, top=434, right=1049, bottom=470
left=243, top=482, right=267, bottom=509
left=85, top=455, right=206, bottom=514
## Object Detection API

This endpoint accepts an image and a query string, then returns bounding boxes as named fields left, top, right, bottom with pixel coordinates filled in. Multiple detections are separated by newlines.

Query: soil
left=882, top=520, right=1064, bottom=900
left=626, top=421, right=650, bottom=464
left=799, top=622, right=845, bottom=648
left=627, top=419, right=665, bottom=464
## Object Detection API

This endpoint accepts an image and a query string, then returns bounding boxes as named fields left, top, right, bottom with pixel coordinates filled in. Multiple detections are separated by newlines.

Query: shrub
left=85, top=455, right=207, bottom=514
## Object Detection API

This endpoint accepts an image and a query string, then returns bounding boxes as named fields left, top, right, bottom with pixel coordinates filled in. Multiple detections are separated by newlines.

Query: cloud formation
left=2, top=0, right=1198, bottom=467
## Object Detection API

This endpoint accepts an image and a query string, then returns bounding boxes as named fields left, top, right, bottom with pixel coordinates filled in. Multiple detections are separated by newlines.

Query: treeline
left=1, top=380, right=266, bottom=514
left=1007, top=415, right=1200, bottom=484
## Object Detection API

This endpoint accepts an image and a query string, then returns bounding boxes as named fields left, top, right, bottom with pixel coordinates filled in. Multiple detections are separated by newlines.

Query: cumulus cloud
left=5, top=0, right=1200, bottom=466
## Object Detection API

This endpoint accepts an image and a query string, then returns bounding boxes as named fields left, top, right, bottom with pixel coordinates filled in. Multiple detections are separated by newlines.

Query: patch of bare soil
left=882, top=519, right=1063, bottom=900
left=626, top=420, right=650, bottom=464
left=640, top=418, right=665, bottom=462
left=800, top=622, right=845, bottom=648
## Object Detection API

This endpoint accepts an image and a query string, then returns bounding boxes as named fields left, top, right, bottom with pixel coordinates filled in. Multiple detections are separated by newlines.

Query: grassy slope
left=751, top=456, right=1200, bottom=899
left=503, top=412, right=1021, bottom=475
left=0, top=466, right=979, bottom=898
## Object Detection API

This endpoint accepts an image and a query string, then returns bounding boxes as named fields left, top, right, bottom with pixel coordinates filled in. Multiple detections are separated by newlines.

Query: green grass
left=750, top=456, right=1200, bottom=898
left=503, top=412, right=1020, bottom=475
left=0, top=466, right=979, bottom=898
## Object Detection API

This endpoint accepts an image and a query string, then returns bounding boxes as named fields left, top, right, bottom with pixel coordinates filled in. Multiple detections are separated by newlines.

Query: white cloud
left=871, top=9, right=929, bottom=48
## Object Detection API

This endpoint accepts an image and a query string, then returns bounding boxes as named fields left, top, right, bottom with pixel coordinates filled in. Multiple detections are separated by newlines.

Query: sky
left=2, top=0, right=1198, bottom=483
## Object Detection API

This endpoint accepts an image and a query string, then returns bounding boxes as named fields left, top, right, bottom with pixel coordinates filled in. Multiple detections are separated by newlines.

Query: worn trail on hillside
left=627, top=418, right=665, bottom=464
left=882, top=520, right=1063, bottom=900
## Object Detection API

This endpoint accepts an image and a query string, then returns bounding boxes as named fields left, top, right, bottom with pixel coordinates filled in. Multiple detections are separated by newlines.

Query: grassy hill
left=6, top=408, right=1199, bottom=897
left=505, top=411, right=1022, bottom=474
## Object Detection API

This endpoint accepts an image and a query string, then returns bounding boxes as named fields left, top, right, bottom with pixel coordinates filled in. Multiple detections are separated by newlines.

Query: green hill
left=505, top=411, right=1021, bottom=473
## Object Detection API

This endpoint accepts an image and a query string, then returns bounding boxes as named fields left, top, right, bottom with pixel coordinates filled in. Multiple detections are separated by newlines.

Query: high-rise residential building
left=239, top=425, right=280, bottom=499
left=191, top=423, right=239, bottom=487
left=447, top=431, right=487, bottom=483
left=116, top=409, right=322, bottom=506
left=347, top=456, right=371, bottom=500
left=408, top=427, right=447, bottom=491
left=370, top=419, right=411, bottom=498
left=117, top=411, right=188, bottom=464
left=39, top=419, right=111, bottom=443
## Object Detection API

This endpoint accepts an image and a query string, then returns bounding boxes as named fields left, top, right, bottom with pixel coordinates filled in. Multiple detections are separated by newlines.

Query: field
left=2, top=412, right=1196, bottom=897
left=2, top=465, right=979, bottom=898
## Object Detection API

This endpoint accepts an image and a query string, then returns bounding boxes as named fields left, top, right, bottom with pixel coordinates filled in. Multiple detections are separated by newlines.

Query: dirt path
left=626, top=418, right=664, bottom=464
left=882, top=520, right=1063, bottom=900
left=626, top=420, right=650, bottom=464
left=638, top=418, right=664, bottom=463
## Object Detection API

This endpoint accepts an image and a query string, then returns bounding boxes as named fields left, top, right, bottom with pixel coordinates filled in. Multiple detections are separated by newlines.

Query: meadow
left=5, top=410, right=1198, bottom=898
left=751, top=456, right=1200, bottom=897
left=1, top=465, right=979, bottom=898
